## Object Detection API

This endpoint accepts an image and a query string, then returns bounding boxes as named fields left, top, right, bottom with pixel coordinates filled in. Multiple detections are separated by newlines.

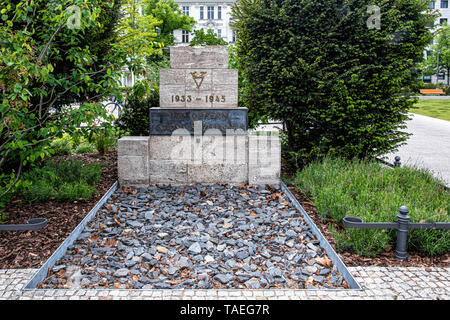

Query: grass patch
left=16, top=159, right=103, bottom=202
left=74, top=143, right=96, bottom=154
left=410, top=99, right=450, bottom=121
left=294, top=157, right=449, bottom=257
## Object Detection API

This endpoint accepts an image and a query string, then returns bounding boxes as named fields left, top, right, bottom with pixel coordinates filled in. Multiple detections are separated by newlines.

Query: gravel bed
left=39, top=184, right=348, bottom=290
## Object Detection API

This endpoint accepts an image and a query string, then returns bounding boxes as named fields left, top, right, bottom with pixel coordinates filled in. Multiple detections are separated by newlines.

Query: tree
left=0, top=0, right=125, bottom=207
left=143, top=0, right=195, bottom=47
left=117, top=0, right=163, bottom=76
left=422, top=23, right=450, bottom=85
left=190, top=29, right=228, bottom=46
left=232, top=0, right=437, bottom=169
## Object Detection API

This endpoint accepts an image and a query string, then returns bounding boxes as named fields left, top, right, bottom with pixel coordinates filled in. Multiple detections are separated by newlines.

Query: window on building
left=232, top=30, right=236, bottom=42
left=429, top=1, right=435, bottom=9
left=207, top=6, right=214, bottom=19
left=217, top=29, right=222, bottom=38
left=438, top=73, right=445, bottom=80
left=218, top=6, right=222, bottom=19
left=182, top=6, right=190, bottom=16
left=441, top=18, right=448, bottom=25
left=441, top=0, right=448, bottom=8
left=182, top=30, right=189, bottom=43
left=423, top=75, right=432, bottom=83
left=427, top=21, right=435, bottom=28
left=200, top=6, right=204, bottom=20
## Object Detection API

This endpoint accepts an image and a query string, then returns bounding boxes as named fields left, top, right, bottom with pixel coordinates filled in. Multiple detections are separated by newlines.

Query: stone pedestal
left=118, top=46, right=281, bottom=187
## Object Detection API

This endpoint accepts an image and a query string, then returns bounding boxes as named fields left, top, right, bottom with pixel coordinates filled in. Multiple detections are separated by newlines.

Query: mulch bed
left=1, top=152, right=447, bottom=270
left=0, top=151, right=118, bottom=269
left=287, top=186, right=450, bottom=268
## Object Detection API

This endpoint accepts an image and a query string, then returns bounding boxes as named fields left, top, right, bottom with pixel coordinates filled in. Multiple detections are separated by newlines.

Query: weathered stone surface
left=212, top=84, right=238, bottom=108
left=118, top=136, right=150, bottom=157
left=117, top=137, right=150, bottom=186
left=185, top=69, right=213, bottom=90
left=212, top=69, right=238, bottom=85
left=248, top=135, right=281, bottom=186
left=118, top=46, right=281, bottom=187
left=201, top=135, right=248, bottom=165
left=187, top=163, right=248, bottom=185
left=159, top=84, right=186, bottom=108
left=148, top=160, right=188, bottom=185
left=149, top=135, right=193, bottom=161
left=170, top=46, right=228, bottom=69
left=159, top=69, right=185, bottom=85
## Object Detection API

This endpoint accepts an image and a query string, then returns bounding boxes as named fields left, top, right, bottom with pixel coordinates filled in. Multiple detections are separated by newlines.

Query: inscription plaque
left=149, top=109, right=248, bottom=135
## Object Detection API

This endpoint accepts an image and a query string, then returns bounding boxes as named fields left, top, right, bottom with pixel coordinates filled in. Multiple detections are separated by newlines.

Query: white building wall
left=173, top=1, right=236, bottom=45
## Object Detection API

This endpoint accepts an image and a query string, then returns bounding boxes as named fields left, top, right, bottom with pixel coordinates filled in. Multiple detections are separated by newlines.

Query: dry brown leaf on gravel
left=315, top=256, right=333, bottom=268
left=88, top=235, right=99, bottom=243
left=104, top=238, right=119, bottom=248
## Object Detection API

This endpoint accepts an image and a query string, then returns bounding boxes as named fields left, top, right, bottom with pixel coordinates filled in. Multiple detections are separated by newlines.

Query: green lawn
left=410, top=99, right=450, bottom=121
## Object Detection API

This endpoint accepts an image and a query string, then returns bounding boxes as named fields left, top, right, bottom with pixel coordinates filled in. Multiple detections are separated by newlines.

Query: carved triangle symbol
left=190, top=71, right=207, bottom=89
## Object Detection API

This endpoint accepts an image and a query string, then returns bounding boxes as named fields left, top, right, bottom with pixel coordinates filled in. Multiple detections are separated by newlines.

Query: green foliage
left=16, top=160, right=103, bottom=202
left=421, top=24, right=450, bottom=85
left=143, top=0, right=196, bottom=47
left=75, top=143, right=96, bottom=154
left=0, top=0, right=124, bottom=210
left=49, top=134, right=73, bottom=156
left=233, top=0, right=437, bottom=170
left=294, top=157, right=450, bottom=256
left=116, top=80, right=159, bottom=136
left=228, top=44, right=264, bottom=128
left=190, top=29, right=228, bottom=46
left=92, top=127, right=122, bottom=155
left=117, top=0, right=163, bottom=76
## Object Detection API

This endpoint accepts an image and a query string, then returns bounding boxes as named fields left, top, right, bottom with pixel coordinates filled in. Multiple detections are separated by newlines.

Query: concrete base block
left=117, top=134, right=281, bottom=187
left=118, top=137, right=150, bottom=186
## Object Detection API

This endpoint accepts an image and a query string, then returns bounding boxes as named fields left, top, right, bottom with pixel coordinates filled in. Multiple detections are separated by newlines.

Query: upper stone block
left=170, top=46, right=228, bottom=69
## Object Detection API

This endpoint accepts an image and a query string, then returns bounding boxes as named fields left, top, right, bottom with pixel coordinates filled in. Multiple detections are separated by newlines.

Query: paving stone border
left=23, top=181, right=359, bottom=291
left=1, top=267, right=449, bottom=300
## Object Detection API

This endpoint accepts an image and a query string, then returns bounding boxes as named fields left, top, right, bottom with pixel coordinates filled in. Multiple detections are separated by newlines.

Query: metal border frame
left=23, top=180, right=361, bottom=291
left=280, top=181, right=362, bottom=290
left=23, top=181, right=118, bottom=290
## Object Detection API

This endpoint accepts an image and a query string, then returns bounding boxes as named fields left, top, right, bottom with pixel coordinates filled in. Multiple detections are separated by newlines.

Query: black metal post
left=395, top=206, right=410, bottom=260
left=394, top=156, right=401, bottom=167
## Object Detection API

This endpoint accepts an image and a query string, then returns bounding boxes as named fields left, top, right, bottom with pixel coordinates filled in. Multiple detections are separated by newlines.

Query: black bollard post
left=394, top=156, right=401, bottom=167
left=395, top=206, right=410, bottom=260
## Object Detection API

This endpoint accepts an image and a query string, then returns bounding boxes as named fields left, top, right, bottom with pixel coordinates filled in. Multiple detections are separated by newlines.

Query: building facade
left=424, top=1, right=450, bottom=84
left=173, top=0, right=236, bottom=45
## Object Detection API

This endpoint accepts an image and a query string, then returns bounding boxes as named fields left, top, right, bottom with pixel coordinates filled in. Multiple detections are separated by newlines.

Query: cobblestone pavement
left=1, top=266, right=448, bottom=300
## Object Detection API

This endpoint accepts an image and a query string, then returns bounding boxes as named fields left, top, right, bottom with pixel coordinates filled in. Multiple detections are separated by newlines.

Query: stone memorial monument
left=118, top=46, right=280, bottom=186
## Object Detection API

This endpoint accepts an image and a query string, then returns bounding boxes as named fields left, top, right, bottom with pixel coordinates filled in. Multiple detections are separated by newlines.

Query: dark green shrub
left=116, top=82, right=159, bottom=136
left=233, top=0, right=437, bottom=170
left=16, top=160, right=102, bottom=202
left=420, top=83, right=445, bottom=89
left=294, top=157, right=449, bottom=256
